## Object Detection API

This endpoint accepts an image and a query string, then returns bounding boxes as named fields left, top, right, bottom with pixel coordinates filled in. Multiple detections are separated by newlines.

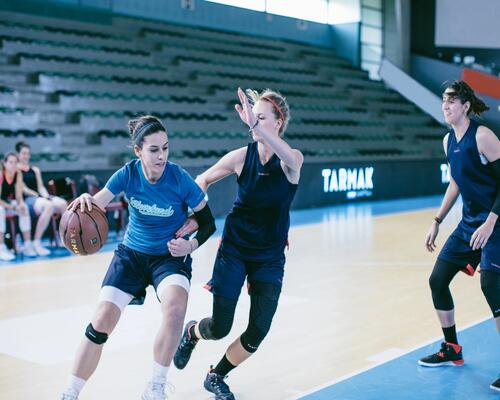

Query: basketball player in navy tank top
left=418, top=81, right=500, bottom=391
left=173, top=88, right=303, bottom=399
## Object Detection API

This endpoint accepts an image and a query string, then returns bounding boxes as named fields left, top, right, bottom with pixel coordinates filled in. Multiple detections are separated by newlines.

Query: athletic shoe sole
left=418, top=359, right=464, bottom=367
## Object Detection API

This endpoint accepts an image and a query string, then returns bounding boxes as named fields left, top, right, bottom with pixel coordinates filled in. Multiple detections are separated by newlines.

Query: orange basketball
left=59, top=203, right=109, bottom=255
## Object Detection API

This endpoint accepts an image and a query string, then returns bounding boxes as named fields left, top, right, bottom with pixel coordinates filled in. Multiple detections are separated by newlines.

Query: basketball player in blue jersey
left=418, top=81, right=500, bottom=391
left=60, top=115, right=216, bottom=400
left=173, top=88, right=303, bottom=399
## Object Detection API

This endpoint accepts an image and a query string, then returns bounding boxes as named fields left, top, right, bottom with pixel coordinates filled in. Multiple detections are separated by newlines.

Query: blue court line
left=298, top=318, right=500, bottom=400
left=0, top=195, right=444, bottom=266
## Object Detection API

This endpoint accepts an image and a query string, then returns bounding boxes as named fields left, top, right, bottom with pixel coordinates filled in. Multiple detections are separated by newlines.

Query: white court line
left=366, top=347, right=406, bottom=363
left=286, top=315, right=492, bottom=400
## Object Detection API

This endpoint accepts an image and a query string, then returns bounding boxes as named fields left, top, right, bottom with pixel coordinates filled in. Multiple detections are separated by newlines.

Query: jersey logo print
left=129, top=196, right=174, bottom=217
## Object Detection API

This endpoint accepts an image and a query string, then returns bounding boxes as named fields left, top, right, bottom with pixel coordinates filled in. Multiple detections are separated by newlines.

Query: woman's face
left=18, top=146, right=31, bottom=164
left=251, top=100, right=282, bottom=141
left=442, top=89, right=469, bottom=125
left=135, top=131, right=169, bottom=177
left=4, top=155, right=18, bottom=175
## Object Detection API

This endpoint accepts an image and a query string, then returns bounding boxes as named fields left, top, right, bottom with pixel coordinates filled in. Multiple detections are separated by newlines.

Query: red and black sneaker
left=418, top=342, right=464, bottom=367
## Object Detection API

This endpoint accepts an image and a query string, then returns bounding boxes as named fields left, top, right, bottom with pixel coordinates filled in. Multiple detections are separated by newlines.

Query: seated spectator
left=0, top=152, right=37, bottom=259
left=16, top=141, right=68, bottom=255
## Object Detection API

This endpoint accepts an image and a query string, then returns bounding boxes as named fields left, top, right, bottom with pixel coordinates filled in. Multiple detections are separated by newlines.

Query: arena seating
left=0, top=12, right=444, bottom=171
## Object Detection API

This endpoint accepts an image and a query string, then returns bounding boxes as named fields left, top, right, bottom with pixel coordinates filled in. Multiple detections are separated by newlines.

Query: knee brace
left=429, top=259, right=461, bottom=311
left=240, top=282, right=281, bottom=353
left=198, top=296, right=237, bottom=340
left=85, top=323, right=108, bottom=345
left=481, top=270, right=500, bottom=318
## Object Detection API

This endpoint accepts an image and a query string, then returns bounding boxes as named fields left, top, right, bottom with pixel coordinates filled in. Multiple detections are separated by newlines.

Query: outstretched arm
left=68, top=188, right=115, bottom=213
left=196, top=146, right=247, bottom=192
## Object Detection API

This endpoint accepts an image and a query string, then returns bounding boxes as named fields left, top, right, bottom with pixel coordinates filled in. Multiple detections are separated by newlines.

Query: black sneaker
left=173, top=320, right=198, bottom=370
left=418, top=342, right=464, bottom=367
left=203, top=368, right=235, bottom=400
left=490, top=375, right=500, bottom=392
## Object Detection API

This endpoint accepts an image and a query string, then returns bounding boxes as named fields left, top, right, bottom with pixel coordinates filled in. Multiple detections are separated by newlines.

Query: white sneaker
left=141, top=381, right=175, bottom=400
left=34, top=240, right=51, bottom=256
left=23, top=241, right=37, bottom=257
left=0, top=244, right=15, bottom=261
left=60, top=388, right=79, bottom=400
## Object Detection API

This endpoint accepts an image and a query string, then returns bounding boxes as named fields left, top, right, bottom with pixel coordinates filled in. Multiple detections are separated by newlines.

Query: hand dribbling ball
left=59, top=203, right=109, bottom=255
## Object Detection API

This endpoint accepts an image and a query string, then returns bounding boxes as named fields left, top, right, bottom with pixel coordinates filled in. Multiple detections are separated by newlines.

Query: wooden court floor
left=0, top=202, right=491, bottom=399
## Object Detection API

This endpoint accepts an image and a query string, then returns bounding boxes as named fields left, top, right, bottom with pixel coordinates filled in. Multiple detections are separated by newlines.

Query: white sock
left=67, top=375, right=86, bottom=395
left=152, top=361, right=169, bottom=384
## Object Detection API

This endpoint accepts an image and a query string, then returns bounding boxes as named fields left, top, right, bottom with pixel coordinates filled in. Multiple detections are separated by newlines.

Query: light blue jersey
left=106, top=159, right=205, bottom=255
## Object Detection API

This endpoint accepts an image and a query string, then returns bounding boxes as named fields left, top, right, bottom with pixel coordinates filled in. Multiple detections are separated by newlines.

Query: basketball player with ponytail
left=173, top=88, right=303, bottom=399
left=60, top=115, right=216, bottom=400
left=419, top=81, right=500, bottom=391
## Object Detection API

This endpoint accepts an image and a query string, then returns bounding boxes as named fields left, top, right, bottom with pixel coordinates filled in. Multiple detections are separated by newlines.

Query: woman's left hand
left=470, top=221, right=495, bottom=250
left=175, top=216, right=199, bottom=238
left=235, top=87, right=257, bottom=129
left=167, top=238, right=192, bottom=257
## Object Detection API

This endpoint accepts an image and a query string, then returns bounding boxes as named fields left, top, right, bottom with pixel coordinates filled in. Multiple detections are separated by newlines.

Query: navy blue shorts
left=102, top=244, right=192, bottom=304
left=438, top=226, right=500, bottom=274
left=205, top=248, right=285, bottom=300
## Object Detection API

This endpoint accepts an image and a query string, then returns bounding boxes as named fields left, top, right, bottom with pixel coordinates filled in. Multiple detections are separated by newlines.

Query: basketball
left=59, top=203, right=109, bottom=255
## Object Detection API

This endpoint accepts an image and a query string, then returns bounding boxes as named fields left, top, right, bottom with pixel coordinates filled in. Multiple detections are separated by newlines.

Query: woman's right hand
left=16, top=203, right=28, bottom=215
left=68, top=193, right=94, bottom=212
left=425, top=222, right=440, bottom=252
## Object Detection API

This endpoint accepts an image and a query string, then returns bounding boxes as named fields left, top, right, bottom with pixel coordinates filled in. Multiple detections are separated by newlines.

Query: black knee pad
left=481, top=270, right=500, bottom=318
left=240, top=282, right=281, bottom=353
left=85, top=323, right=108, bottom=345
left=429, top=259, right=461, bottom=311
left=199, top=296, right=237, bottom=340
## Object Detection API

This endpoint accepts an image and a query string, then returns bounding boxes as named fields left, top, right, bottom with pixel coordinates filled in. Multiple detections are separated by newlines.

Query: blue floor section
left=0, top=195, right=443, bottom=266
left=300, top=319, right=500, bottom=400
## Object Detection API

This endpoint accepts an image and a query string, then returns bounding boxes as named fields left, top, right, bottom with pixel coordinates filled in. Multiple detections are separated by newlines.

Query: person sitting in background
left=16, top=141, right=68, bottom=256
left=0, top=152, right=37, bottom=259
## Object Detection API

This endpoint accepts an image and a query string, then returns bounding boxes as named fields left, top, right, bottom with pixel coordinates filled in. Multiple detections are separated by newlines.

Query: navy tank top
left=1, top=170, right=17, bottom=201
left=21, top=166, right=37, bottom=192
left=447, top=119, right=498, bottom=237
left=221, top=142, right=298, bottom=261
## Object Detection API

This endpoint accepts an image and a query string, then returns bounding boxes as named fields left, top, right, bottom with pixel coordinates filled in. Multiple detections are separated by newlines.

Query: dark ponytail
left=445, top=80, right=490, bottom=116
left=128, top=115, right=166, bottom=148
left=15, top=141, right=30, bottom=153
